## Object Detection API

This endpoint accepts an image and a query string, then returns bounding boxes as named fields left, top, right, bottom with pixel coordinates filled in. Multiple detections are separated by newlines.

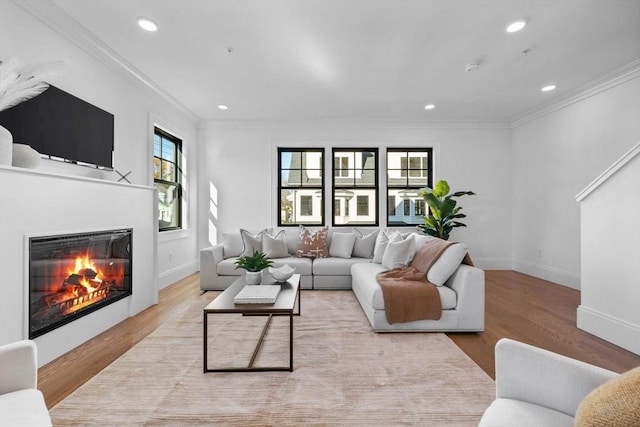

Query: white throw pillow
left=372, top=229, right=392, bottom=264
left=240, top=229, right=263, bottom=257
left=427, top=243, right=468, bottom=286
left=329, top=232, right=357, bottom=259
left=352, top=228, right=378, bottom=258
left=262, top=230, right=289, bottom=258
left=222, top=232, right=243, bottom=258
left=382, top=234, right=416, bottom=269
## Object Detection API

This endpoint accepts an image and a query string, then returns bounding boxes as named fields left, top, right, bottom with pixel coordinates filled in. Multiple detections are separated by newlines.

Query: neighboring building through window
left=153, top=127, right=182, bottom=231
left=387, top=148, right=433, bottom=225
left=278, top=148, right=324, bottom=226
left=332, top=148, right=378, bottom=225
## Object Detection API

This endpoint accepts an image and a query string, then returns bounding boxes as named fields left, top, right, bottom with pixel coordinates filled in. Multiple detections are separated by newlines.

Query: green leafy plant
left=417, top=180, right=475, bottom=240
left=234, top=251, right=274, bottom=272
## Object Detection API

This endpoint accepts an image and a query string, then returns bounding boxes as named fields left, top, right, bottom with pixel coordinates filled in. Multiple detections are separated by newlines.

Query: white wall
left=0, top=1, right=200, bottom=292
left=511, top=75, right=640, bottom=288
left=576, top=145, right=640, bottom=355
left=198, top=121, right=513, bottom=270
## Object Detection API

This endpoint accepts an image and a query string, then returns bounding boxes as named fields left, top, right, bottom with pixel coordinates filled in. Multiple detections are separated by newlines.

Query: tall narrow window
left=278, top=148, right=324, bottom=226
left=387, top=148, right=433, bottom=225
left=332, top=148, right=378, bottom=226
left=153, top=127, right=182, bottom=231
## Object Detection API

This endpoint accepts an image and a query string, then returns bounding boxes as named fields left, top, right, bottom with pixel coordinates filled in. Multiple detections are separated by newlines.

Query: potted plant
left=417, top=179, right=475, bottom=241
left=234, top=251, right=273, bottom=285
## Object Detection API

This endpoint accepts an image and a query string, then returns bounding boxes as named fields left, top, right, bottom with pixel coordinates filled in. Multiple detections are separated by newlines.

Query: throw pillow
left=575, top=366, right=640, bottom=427
left=424, top=241, right=468, bottom=286
left=382, top=234, right=416, bottom=269
left=262, top=230, right=289, bottom=258
left=352, top=228, right=378, bottom=258
left=240, top=229, right=263, bottom=257
left=296, top=225, right=329, bottom=258
left=372, top=229, right=393, bottom=263
left=329, top=232, right=357, bottom=259
left=222, top=232, right=243, bottom=258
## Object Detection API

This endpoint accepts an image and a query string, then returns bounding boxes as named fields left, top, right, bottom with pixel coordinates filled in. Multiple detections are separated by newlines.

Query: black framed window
left=332, top=148, right=378, bottom=226
left=386, top=148, right=433, bottom=225
left=278, top=148, right=324, bottom=226
left=153, top=128, right=182, bottom=231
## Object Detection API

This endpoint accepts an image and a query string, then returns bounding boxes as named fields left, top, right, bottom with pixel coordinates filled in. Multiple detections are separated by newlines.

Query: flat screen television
left=0, top=85, right=114, bottom=169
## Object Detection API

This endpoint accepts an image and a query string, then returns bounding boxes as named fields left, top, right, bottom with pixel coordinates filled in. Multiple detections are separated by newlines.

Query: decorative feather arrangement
left=0, top=58, right=60, bottom=112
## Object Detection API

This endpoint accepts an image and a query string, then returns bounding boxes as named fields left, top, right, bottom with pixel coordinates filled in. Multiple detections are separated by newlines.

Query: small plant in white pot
left=234, top=251, right=273, bottom=285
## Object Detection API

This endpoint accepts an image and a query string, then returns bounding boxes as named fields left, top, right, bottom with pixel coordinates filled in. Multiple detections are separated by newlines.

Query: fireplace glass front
left=29, top=229, right=132, bottom=339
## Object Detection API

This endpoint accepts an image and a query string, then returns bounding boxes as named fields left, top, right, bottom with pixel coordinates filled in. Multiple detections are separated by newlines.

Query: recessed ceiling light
left=218, top=104, right=229, bottom=110
left=424, top=104, right=436, bottom=110
left=137, top=18, right=158, bottom=32
left=506, top=20, right=526, bottom=33
left=541, top=85, right=556, bottom=92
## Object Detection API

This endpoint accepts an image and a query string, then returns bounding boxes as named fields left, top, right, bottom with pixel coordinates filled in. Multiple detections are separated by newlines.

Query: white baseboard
left=158, top=260, right=199, bottom=289
left=512, top=260, right=580, bottom=289
left=577, top=305, right=640, bottom=356
left=473, top=257, right=512, bottom=270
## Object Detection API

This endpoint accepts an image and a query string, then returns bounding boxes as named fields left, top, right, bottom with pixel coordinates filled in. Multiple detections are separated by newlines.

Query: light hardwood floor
left=39, top=271, right=640, bottom=409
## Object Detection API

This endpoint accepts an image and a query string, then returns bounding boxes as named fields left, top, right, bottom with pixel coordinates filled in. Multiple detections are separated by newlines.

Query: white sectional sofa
left=199, top=226, right=484, bottom=332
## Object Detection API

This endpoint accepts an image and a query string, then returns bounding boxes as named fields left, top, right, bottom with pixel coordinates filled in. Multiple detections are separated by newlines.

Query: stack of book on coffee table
left=233, top=285, right=281, bottom=304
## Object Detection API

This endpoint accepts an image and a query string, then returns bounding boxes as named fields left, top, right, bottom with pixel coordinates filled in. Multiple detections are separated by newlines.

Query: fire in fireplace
left=29, top=229, right=132, bottom=339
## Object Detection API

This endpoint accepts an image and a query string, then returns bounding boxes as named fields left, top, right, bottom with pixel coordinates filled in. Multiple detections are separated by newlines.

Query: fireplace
left=29, top=229, right=132, bottom=339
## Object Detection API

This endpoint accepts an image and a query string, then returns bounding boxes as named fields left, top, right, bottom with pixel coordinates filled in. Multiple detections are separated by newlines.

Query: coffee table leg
left=203, top=311, right=208, bottom=373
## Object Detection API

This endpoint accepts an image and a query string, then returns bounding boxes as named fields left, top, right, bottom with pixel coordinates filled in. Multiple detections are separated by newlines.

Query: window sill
left=159, top=228, right=189, bottom=242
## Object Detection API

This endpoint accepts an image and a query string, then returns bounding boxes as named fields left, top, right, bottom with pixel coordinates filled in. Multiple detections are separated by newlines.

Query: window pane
left=403, top=199, right=411, bottom=216
left=162, top=139, right=175, bottom=162
left=156, top=182, right=180, bottom=230
left=280, top=189, right=295, bottom=224
left=302, top=151, right=322, bottom=169
left=283, top=169, right=300, bottom=186
left=161, top=160, right=175, bottom=182
left=281, top=151, right=298, bottom=169
left=408, top=176, right=429, bottom=187
left=387, top=148, right=432, bottom=225
left=302, top=169, right=322, bottom=186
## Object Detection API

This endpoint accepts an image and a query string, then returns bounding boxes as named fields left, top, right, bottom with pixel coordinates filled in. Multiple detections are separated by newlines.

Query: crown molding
left=13, top=0, right=199, bottom=122
left=204, top=118, right=511, bottom=130
left=511, top=59, right=640, bottom=128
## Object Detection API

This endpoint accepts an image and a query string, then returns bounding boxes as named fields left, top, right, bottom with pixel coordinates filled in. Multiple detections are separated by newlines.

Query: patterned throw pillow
left=296, top=225, right=329, bottom=258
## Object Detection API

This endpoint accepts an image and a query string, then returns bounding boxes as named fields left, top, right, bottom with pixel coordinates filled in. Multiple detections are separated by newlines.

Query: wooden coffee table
left=203, top=274, right=300, bottom=373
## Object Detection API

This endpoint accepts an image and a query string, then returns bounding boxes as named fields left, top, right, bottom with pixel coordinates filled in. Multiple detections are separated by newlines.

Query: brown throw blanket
left=376, top=238, right=473, bottom=324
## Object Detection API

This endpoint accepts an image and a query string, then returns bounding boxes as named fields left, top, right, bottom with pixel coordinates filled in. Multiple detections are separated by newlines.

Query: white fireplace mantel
left=0, top=165, right=159, bottom=365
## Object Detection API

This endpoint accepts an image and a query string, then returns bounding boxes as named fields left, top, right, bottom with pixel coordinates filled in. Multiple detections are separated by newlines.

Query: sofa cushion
left=329, top=232, right=356, bottom=258
left=351, top=263, right=457, bottom=311
left=313, top=257, right=371, bottom=276
left=270, top=256, right=313, bottom=276
left=381, top=235, right=416, bottom=269
left=352, top=228, right=378, bottom=258
left=296, top=225, right=329, bottom=258
left=427, top=242, right=468, bottom=286
left=262, top=230, right=289, bottom=258
left=478, top=398, right=574, bottom=427
left=217, top=258, right=244, bottom=276
left=574, top=366, right=640, bottom=427
left=240, top=229, right=263, bottom=257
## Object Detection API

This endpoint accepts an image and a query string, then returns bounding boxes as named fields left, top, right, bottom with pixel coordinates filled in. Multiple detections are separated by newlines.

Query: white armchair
left=0, top=340, right=52, bottom=426
left=478, top=338, right=619, bottom=427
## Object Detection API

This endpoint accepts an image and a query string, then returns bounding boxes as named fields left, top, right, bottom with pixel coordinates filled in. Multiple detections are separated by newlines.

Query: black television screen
left=0, top=85, right=114, bottom=169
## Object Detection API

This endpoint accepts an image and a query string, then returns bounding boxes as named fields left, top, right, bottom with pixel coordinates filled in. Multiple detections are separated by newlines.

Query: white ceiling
left=50, top=0, right=640, bottom=122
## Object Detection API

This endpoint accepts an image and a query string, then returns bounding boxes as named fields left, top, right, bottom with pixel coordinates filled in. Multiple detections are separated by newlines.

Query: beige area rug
left=50, top=291, right=495, bottom=426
